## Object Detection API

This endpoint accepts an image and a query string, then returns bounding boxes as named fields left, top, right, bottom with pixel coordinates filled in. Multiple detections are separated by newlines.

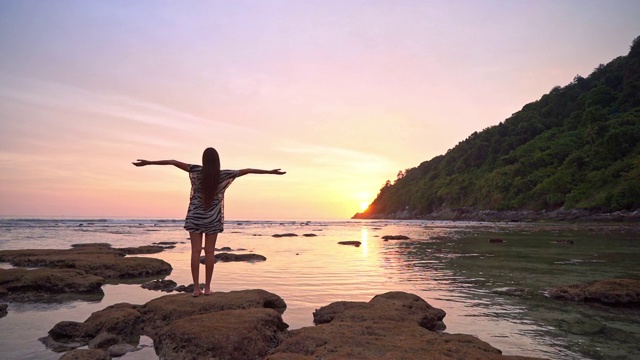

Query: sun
left=360, top=202, right=369, bottom=212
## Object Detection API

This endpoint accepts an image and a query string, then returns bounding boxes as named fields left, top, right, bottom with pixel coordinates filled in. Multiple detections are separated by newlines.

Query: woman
left=133, top=147, right=285, bottom=297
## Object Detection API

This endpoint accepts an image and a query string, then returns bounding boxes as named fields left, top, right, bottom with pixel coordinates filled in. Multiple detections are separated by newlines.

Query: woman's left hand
left=271, top=169, right=286, bottom=175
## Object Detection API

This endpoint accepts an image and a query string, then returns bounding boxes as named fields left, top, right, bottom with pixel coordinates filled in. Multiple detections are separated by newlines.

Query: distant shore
left=353, top=208, right=640, bottom=224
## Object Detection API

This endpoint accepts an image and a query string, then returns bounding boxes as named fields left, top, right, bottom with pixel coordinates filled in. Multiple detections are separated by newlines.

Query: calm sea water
left=0, top=218, right=639, bottom=360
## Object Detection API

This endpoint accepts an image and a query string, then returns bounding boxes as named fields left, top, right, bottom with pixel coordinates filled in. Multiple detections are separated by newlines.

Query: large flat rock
left=0, top=244, right=172, bottom=279
left=155, top=308, right=287, bottom=360
left=139, top=289, right=287, bottom=336
left=547, top=278, right=640, bottom=306
left=0, top=268, right=104, bottom=301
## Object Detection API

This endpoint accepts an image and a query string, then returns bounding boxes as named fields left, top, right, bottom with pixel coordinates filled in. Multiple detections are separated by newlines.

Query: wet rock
left=118, top=245, right=174, bottom=254
left=0, top=245, right=172, bottom=279
left=272, top=233, right=298, bottom=238
left=547, top=278, right=640, bottom=306
left=0, top=268, right=104, bottom=301
left=43, top=289, right=544, bottom=360
left=337, top=241, right=361, bottom=247
left=59, top=348, right=111, bottom=360
left=217, top=246, right=233, bottom=251
left=556, top=314, right=606, bottom=335
left=269, top=291, right=543, bottom=360
left=106, top=343, right=136, bottom=357
left=139, top=289, right=287, bottom=336
left=88, top=331, right=120, bottom=349
left=71, top=243, right=111, bottom=249
left=45, top=290, right=288, bottom=359
left=553, top=240, right=575, bottom=245
left=141, top=279, right=177, bottom=292
left=201, top=253, right=267, bottom=263
left=155, top=308, right=288, bottom=360
left=313, top=291, right=446, bottom=331
left=302, top=233, right=317, bottom=237
left=0, top=303, right=7, bottom=317
left=154, top=241, right=178, bottom=246
left=381, top=235, right=410, bottom=240
left=489, top=238, right=505, bottom=243
left=178, top=283, right=206, bottom=293
left=41, top=303, right=142, bottom=353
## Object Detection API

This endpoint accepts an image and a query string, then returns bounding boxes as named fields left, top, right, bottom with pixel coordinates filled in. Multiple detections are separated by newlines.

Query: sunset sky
left=1, top=1, right=639, bottom=220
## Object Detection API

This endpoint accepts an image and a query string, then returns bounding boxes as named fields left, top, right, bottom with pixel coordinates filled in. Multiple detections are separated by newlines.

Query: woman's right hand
left=132, top=159, right=150, bottom=167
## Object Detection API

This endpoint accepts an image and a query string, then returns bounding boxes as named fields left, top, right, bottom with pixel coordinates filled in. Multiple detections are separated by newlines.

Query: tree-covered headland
left=354, top=36, right=640, bottom=221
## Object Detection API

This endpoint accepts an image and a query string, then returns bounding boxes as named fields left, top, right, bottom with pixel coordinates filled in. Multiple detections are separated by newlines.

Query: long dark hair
left=201, top=147, right=221, bottom=209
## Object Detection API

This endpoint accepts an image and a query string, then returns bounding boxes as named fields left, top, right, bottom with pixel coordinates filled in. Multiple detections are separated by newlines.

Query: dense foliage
left=358, top=36, right=640, bottom=218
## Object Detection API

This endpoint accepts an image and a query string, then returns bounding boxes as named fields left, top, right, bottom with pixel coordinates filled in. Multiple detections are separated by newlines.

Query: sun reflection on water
left=360, top=227, right=369, bottom=256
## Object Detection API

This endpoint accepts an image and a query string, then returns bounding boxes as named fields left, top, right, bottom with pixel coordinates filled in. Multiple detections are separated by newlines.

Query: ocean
left=1, top=218, right=639, bottom=360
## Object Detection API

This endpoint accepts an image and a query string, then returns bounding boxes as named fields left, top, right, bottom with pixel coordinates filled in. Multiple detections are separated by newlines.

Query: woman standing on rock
left=133, top=147, right=285, bottom=297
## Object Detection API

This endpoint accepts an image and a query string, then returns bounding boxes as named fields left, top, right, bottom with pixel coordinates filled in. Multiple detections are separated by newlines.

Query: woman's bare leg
left=189, top=232, right=203, bottom=295
left=203, top=233, right=218, bottom=294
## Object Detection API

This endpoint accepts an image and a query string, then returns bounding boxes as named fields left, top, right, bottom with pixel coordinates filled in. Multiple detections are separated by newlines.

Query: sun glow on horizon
left=360, top=202, right=369, bottom=212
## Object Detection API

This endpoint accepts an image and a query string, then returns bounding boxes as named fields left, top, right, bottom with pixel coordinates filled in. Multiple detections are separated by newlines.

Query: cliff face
left=355, top=36, right=640, bottom=221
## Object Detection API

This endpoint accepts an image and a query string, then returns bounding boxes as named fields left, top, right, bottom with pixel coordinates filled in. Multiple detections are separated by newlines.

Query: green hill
left=354, top=36, right=640, bottom=221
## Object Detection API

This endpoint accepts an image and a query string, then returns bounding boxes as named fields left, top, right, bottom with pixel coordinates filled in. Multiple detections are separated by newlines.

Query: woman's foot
left=204, top=287, right=212, bottom=295
left=192, top=291, right=202, bottom=297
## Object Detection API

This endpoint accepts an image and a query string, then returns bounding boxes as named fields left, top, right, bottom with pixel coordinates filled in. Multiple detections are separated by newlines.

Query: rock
left=117, top=245, right=174, bottom=254
left=139, top=289, right=287, bottom=337
left=0, top=245, right=172, bottom=279
left=337, top=241, right=361, bottom=247
left=313, top=291, right=446, bottom=331
left=88, top=332, right=120, bottom=349
left=200, top=253, right=267, bottom=263
left=381, top=235, right=410, bottom=240
left=106, top=342, right=136, bottom=357
left=269, top=291, right=543, bottom=360
left=71, top=243, right=111, bottom=248
left=302, top=234, right=317, bottom=237
left=0, top=268, right=104, bottom=301
left=141, top=279, right=177, bottom=292
left=217, top=246, right=233, bottom=252
left=155, top=308, right=288, bottom=360
left=272, top=233, right=298, bottom=238
left=40, top=320, right=87, bottom=352
left=154, top=241, right=178, bottom=245
left=83, top=304, right=142, bottom=343
left=43, top=289, right=544, bottom=360
left=42, top=303, right=142, bottom=352
left=59, top=348, right=111, bottom=360
left=45, top=290, right=288, bottom=358
left=553, top=240, right=575, bottom=245
left=0, top=303, right=7, bottom=317
left=181, top=283, right=205, bottom=293
left=547, top=278, right=640, bottom=306
left=489, top=238, right=505, bottom=243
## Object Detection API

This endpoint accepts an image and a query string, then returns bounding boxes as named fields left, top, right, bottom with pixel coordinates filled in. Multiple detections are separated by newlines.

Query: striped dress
left=184, top=165, right=239, bottom=234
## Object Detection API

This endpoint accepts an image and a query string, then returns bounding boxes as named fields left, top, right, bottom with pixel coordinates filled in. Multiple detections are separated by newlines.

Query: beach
left=1, top=218, right=639, bottom=359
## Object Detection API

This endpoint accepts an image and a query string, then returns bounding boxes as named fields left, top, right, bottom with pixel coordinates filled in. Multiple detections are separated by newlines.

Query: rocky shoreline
left=353, top=208, right=640, bottom=223
left=2, top=240, right=639, bottom=359
left=46, top=289, right=546, bottom=360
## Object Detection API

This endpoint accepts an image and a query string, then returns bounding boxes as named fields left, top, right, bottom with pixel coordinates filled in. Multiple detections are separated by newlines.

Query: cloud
left=0, top=73, right=257, bottom=135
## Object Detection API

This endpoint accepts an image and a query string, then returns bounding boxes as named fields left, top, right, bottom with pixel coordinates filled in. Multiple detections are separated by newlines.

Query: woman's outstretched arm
left=237, top=168, right=286, bottom=177
left=132, top=159, right=189, bottom=172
